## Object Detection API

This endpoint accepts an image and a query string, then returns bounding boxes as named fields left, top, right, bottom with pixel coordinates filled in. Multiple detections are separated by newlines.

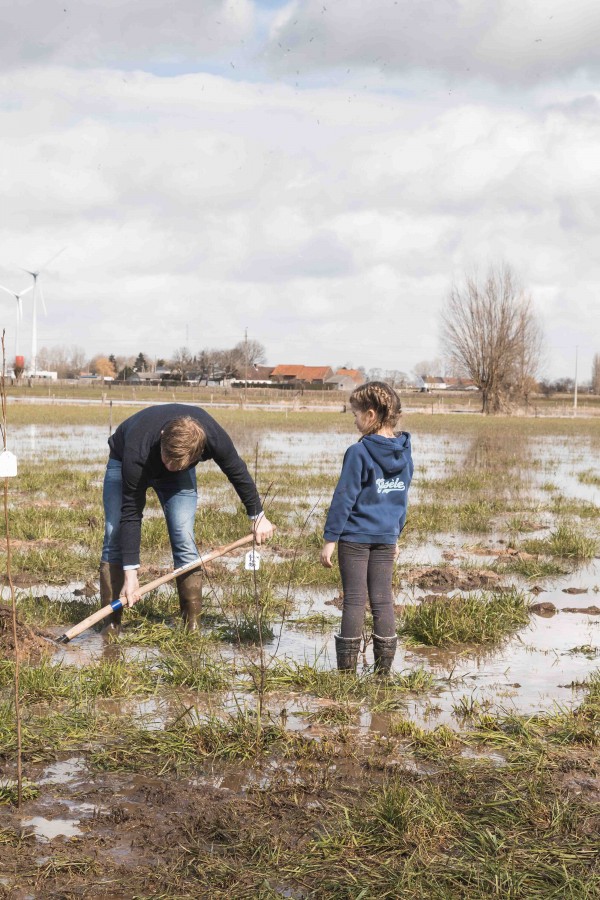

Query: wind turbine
left=18, top=247, right=65, bottom=375
left=0, top=282, right=33, bottom=361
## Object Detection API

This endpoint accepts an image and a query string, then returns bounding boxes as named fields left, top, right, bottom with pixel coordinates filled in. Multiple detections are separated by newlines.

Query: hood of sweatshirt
left=360, top=432, right=412, bottom=478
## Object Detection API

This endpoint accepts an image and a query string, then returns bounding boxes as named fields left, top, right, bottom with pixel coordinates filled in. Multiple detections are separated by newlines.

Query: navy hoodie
left=324, top=432, right=413, bottom=544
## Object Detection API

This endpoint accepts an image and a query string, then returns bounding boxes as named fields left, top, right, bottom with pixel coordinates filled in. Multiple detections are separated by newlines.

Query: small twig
left=1, top=331, right=23, bottom=807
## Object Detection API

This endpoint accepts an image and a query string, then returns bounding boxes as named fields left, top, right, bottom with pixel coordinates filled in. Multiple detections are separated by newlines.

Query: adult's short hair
left=160, top=417, right=206, bottom=470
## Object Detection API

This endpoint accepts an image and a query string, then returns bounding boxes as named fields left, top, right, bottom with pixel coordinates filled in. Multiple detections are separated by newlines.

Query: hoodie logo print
left=376, top=477, right=406, bottom=494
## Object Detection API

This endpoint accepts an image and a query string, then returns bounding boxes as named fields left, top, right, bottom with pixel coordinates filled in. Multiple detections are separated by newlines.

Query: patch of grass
left=0, top=658, right=156, bottom=702
left=550, top=497, right=600, bottom=519
left=578, top=470, right=600, bottom=487
left=304, top=704, right=356, bottom=726
left=287, top=612, right=339, bottom=629
left=0, top=780, right=40, bottom=805
left=91, top=710, right=286, bottom=771
left=566, top=645, right=599, bottom=659
left=216, top=614, right=275, bottom=644
left=303, top=763, right=600, bottom=898
left=157, top=652, right=232, bottom=691
left=398, top=588, right=530, bottom=647
left=492, top=556, right=567, bottom=578
left=522, top=522, right=598, bottom=559
left=389, top=717, right=462, bottom=756
left=6, top=546, right=98, bottom=583
left=16, top=592, right=98, bottom=626
left=452, top=694, right=492, bottom=719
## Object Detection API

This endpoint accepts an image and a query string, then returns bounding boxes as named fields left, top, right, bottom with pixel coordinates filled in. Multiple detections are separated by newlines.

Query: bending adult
left=100, top=403, right=274, bottom=633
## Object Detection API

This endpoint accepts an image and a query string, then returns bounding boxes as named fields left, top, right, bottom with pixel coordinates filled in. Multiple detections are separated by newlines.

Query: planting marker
left=57, top=533, right=257, bottom=644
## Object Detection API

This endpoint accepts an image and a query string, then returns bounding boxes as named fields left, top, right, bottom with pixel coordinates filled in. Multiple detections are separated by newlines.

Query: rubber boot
left=335, top=634, right=361, bottom=672
left=373, top=633, right=397, bottom=676
left=176, top=569, right=203, bottom=632
left=99, top=561, right=124, bottom=637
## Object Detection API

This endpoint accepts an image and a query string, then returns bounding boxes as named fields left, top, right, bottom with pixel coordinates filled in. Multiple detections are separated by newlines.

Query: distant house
left=243, top=364, right=275, bottom=383
left=422, top=376, right=447, bottom=390
left=230, top=364, right=275, bottom=388
left=270, top=365, right=334, bottom=385
left=445, top=377, right=478, bottom=391
left=325, top=368, right=364, bottom=391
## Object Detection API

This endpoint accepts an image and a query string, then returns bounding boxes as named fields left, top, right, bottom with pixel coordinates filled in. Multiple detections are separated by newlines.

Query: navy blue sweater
left=324, top=432, right=413, bottom=544
left=108, top=404, right=262, bottom=566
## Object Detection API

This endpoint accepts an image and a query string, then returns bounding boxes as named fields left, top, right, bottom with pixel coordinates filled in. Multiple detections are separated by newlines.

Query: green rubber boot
left=176, top=569, right=203, bottom=632
left=99, top=561, right=124, bottom=637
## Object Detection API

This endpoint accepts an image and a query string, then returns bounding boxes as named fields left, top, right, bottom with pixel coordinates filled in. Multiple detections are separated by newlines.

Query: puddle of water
left=38, top=757, right=88, bottom=785
left=21, top=816, right=83, bottom=842
left=530, top=437, right=600, bottom=505
left=11, top=424, right=108, bottom=462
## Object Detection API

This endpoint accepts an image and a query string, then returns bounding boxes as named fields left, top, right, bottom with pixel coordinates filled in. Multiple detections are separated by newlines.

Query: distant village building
left=325, top=368, right=364, bottom=391
left=230, top=365, right=275, bottom=388
left=30, top=370, right=58, bottom=380
left=422, top=376, right=447, bottom=390
left=421, top=375, right=478, bottom=391
left=270, top=365, right=334, bottom=386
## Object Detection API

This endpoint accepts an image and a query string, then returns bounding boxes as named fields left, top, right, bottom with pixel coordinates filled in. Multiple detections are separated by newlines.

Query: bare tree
left=591, top=353, right=600, bottom=395
left=217, top=347, right=244, bottom=380
left=382, top=370, right=411, bottom=389
left=233, top=339, right=266, bottom=369
left=171, top=346, right=194, bottom=379
left=414, top=357, right=443, bottom=377
left=442, top=264, right=542, bottom=414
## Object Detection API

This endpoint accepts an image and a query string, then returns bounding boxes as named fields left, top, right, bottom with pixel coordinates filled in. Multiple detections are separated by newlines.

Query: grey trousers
left=338, top=540, right=397, bottom=639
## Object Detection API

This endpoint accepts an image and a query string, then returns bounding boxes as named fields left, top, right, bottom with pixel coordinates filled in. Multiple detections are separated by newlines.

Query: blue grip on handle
left=111, top=599, right=124, bottom=612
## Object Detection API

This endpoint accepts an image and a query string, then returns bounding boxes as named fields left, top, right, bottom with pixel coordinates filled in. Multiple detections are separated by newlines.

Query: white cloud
left=267, top=0, right=600, bottom=84
left=0, top=5, right=598, bottom=380
left=0, top=0, right=255, bottom=69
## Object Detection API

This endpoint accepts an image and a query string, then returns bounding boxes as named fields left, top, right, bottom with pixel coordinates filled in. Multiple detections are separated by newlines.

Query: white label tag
left=245, top=550, right=261, bottom=571
left=0, top=450, right=17, bottom=478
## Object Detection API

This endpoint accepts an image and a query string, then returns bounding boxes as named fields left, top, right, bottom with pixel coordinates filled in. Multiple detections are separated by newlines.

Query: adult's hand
left=121, top=569, right=141, bottom=607
left=320, top=541, right=336, bottom=568
left=252, top=513, right=275, bottom=544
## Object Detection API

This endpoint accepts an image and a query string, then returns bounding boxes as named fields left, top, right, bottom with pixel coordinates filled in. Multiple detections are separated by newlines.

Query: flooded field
left=1, top=409, right=600, bottom=898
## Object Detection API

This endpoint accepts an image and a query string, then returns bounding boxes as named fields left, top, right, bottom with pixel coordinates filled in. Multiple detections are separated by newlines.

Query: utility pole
left=244, top=327, right=248, bottom=392
left=574, top=345, right=578, bottom=415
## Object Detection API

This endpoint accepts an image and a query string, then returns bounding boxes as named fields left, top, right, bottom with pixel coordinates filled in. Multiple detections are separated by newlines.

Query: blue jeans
left=101, top=458, right=199, bottom=567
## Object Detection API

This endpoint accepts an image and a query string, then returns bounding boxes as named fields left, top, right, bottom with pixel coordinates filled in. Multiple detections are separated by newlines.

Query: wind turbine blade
left=0, top=283, right=17, bottom=300
left=19, top=285, right=33, bottom=297
left=17, top=298, right=23, bottom=321
left=39, top=246, right=66, bottom=273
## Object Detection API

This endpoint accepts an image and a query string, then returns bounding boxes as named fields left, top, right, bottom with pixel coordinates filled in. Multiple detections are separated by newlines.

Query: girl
left=321, top=382, right=413, bottom=674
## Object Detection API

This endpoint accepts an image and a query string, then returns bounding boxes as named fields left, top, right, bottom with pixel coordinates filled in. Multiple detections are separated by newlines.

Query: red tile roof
left=335, top=368, right=363, bottom=383
left=271, top=365, right=333, bottom=382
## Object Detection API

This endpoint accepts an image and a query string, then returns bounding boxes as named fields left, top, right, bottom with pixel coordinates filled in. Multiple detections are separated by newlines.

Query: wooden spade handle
left=57, top=533, right=256, bottom=643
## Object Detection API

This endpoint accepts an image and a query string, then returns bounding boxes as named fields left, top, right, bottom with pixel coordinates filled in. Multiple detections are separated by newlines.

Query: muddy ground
left=2, top=723, right=600, bottom=899
left=0, top=606, right=52, bottom=662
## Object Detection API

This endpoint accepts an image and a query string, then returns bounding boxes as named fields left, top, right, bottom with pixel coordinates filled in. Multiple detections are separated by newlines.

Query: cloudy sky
left=1, top=0, right=599, bottom=378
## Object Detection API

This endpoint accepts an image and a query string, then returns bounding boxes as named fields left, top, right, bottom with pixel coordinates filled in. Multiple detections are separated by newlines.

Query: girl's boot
left=373, top=634, right=397, bottom=675
left=99, top=561, right=124, bottom=636
left=176, top=570, right=203, bottom=632
left=335, top=634, right=361, bottom=672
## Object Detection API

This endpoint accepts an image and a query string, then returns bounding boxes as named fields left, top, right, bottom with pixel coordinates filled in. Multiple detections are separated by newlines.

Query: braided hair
left=349, top=381, right=402, bottom=436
